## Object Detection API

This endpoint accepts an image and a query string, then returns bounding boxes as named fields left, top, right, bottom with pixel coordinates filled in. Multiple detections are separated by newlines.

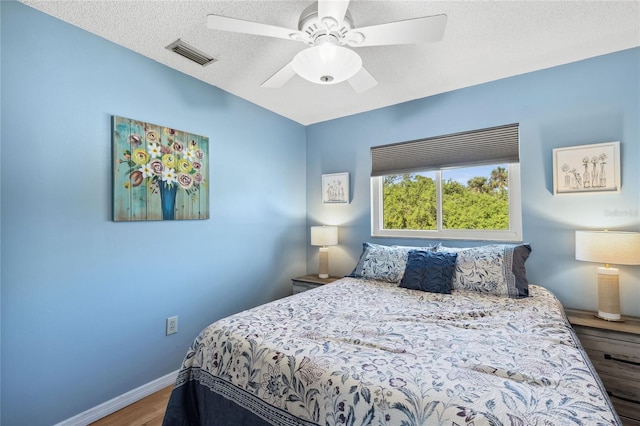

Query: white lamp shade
left=292, top=45, right=362, bottom=85
left=310, top=226, right=338, bottom=247
left=575, top=230, right=640, bottom=265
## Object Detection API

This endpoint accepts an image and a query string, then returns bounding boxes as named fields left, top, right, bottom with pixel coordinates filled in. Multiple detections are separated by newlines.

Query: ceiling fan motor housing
left=298, top=2, right=355, bottom=45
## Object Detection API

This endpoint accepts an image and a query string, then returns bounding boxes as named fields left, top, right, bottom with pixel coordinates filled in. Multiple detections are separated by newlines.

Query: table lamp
left=575, top=230, right=640, bottom=321
left=311, top=225, right=338, bottom=278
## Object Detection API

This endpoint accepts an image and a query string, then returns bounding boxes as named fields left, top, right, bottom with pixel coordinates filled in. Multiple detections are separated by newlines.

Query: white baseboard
left=55, top=370, right=179, bottom=426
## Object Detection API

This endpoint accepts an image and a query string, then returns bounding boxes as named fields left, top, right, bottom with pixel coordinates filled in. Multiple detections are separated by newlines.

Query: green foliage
left=382, top=168, right=509, bottom=230
left=383, top=174, right=437, bottom=230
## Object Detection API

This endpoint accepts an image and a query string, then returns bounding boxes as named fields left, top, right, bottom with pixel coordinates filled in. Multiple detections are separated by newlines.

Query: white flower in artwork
left=140, top=163, right=154, bottom=178
left=185, top=149, right=196, bottom=162
left=148, top=142, right=162, bottom=158
left=162, top=167, right=177, bottom=184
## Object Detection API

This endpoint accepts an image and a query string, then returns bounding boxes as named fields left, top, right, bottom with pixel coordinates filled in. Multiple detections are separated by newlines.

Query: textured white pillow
left=437, top=244, right=531, bottom=298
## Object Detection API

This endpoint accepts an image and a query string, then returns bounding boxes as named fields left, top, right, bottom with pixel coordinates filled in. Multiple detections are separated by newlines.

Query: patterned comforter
left=163, top=278, right=620, bottom=425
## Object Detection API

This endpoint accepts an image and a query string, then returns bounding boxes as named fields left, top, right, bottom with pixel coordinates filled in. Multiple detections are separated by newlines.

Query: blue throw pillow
left=399, top=250, right=458, bottom=294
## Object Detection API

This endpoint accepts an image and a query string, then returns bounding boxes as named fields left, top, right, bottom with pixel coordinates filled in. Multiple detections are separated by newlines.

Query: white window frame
left=371, top=163, right=522, bottom=242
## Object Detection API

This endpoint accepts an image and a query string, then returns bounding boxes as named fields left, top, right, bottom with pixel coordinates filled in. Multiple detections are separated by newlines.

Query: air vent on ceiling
left=166, top=39, right=216, bottom=66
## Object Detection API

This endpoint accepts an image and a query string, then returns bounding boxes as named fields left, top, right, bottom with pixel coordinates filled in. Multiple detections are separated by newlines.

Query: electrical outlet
left=166, top=316, right=178, bottom=335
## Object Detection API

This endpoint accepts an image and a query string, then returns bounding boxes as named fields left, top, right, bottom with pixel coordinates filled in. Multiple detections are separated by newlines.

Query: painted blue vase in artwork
left=159, top=182, right=178, bottom=220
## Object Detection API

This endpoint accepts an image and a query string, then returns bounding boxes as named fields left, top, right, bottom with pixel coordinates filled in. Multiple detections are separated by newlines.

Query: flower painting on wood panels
left=113, top=116, right=209, bottom=221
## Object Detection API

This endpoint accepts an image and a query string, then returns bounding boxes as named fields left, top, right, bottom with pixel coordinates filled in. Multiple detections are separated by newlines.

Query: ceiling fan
left=206, top=0, right=447, bottom=93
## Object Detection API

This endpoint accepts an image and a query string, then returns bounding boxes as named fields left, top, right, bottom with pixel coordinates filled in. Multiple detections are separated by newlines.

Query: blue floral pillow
left=437, top=244, right=532, bottom=298
left=399, top=250, right=458, bottom=294
left=347, top=242, right=439, bottom=283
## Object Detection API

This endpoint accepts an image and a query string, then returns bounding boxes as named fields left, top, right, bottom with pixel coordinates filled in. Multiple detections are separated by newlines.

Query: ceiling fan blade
left=347, top=67, right=377, bottom=93
left=207, top=14, right=310, bottom=44
left=346, top=14, right=447, bottom=47
left=317, top=0, right=350, bottom=29
left=261, top=61, right=297, bottom=88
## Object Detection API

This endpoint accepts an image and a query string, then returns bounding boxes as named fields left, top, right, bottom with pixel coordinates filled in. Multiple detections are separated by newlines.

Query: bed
left=163, top=243, right=621, bottom=425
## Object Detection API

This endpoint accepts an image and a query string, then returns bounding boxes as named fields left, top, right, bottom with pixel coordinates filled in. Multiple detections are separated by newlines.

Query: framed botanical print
left=322, top=172, right=349, bottom=204
left=552, top=141, right=620, bottom=195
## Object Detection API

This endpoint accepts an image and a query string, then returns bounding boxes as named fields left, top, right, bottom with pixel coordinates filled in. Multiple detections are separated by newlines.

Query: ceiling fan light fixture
left=292, top=45, right=362, bottom=85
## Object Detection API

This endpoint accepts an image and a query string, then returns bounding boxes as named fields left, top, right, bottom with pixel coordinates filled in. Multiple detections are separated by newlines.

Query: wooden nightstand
left=565, top=308, right=640, bottom=425
left=292, top=274, right=340, bottom=295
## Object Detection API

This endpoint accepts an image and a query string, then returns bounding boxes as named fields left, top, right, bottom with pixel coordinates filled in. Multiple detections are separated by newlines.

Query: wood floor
left=90, top=386, right=173, bottom=426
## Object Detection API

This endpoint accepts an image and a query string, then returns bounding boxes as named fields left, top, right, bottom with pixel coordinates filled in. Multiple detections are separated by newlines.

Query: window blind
left=371, top=123, right=519, bottom=177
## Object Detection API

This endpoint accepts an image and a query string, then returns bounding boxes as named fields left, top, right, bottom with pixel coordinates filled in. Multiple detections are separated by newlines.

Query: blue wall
left=0, top=2, right=306, bottom=425
left=306, top=48, right=640, bottom=317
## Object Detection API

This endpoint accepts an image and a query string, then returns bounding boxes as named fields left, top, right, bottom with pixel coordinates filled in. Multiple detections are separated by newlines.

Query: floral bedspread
left=165, top=278, right=620, bottom=425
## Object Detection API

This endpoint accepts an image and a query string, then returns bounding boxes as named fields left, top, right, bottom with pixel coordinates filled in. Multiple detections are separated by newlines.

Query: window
left=370, top=124, right=522, bottom=241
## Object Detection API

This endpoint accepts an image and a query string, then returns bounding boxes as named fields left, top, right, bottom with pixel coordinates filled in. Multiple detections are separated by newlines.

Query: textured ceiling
left=21, top=1, right=640, bottom=125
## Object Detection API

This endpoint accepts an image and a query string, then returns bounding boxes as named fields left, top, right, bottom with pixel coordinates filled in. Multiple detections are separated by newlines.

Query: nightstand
left=291, top=274, right=340, bottom=295
left=565, top=308, right=640, bottom=425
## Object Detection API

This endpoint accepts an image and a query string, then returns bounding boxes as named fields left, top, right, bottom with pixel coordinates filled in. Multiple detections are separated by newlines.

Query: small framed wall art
left=322, top=172, right=349, bottom=204
left=113, top=116, right=209, bottom=221
left=552, top=141, right=620, bottom=195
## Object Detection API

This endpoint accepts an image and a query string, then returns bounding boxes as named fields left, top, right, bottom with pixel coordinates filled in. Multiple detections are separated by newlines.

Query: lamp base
left=318, top=247, right=329, bottom=279
left=594, top=313, right=625, bottom=322
left=596, top=266, right=622, bottom=322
